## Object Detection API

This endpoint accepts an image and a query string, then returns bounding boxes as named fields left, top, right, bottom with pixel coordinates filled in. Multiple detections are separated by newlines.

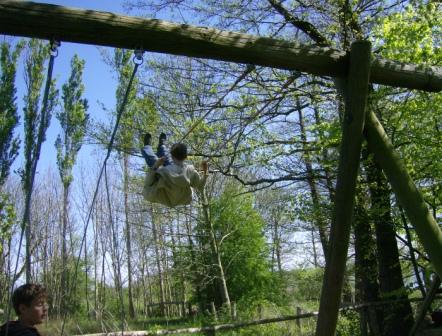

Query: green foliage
left=372, top=2, right=442, bottom=215
left=55, top=54, right=89, bottom=187
left=22, top=39, right=58, bottom=187
left=199, top=183, right=278, bottom=307
left=0, top=41, right=23, bottom=185
left=114, top=49, right=137, bottom=113
left=292, top=190, right=331, bottom=233
left=95, top=49, right=159, bottom=153
left=41, top=255, right=90, bottom=316
left=0, top=192, right=16, bottom=255
left=114, top=49, right=155, bottom=150
left=114, top=49, right=138, bottom=151
left=227, top=323, right=297, bottom=336
left=373, top=2, right=441, bottom=65
left=132, top=94, right=160, bottom=147
left=285, top=267, right=324, bottom=307
left=336, top=310, right=361, bottom=336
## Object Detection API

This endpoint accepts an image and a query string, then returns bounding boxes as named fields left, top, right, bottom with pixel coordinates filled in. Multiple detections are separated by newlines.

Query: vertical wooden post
left=409, top=275, right=441, bottom=335
left=210, top=302, right=218, bottom=322
left=359, top=306, right=368, bottom=336
left=364, top=110, right=442, bottom=279
left=205, top=328, right=216, bottom=336
left=296, top=306, right=303, bottom=334
left=187, top=301, right=192, bottom=317
left=231, top=301, right=237, bottom=321
left=315, top=40, right=372, bottom=336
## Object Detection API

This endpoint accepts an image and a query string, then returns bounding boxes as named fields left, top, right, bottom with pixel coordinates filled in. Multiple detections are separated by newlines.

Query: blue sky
left=10, top=0, right=130, bottom=175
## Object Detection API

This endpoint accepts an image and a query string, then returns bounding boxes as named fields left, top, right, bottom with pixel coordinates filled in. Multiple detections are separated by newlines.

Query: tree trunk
left=161, top=231, right=172, bottom=317
left=123, top=154, right=135, bottom=318
left=364, top=109, right=442, bottom=281
left=106, top=169, right=126, bottom=324
left=273, top=219, right=283, bottom=276
left=23, top=171, right=33, bottom=283
left=84, top=231, right=90, bottom=317
left=169, top=214, right=186, bottom=317
left=365, top=154, right=414, bottom=336
left=151, top=206, right=167, bottom=317
left=202, top=190, right=231, bottom=311
left=175, top=215, right=187, bottom=317
left=313, top=107, right=336, bottom=200
left=400, top=207, right=426, bottom=298
left=61, top=183, right=69, bottom=314
left=354, top=192, right=383, bottom=336
left=184, top=208, right=203, bottom=312
left=141, top=240, right=154, bottom=316
left=298, top=101, right=329, bottom=262
left=93, top=206, right=99, bottom=320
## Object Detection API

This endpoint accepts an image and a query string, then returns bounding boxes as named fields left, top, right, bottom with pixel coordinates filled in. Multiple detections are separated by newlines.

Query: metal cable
left=60, top=50, right=144, bottom=336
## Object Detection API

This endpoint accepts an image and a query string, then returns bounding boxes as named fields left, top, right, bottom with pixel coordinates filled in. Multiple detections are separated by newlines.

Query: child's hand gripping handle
left=201, top=160, right=209, bottom=175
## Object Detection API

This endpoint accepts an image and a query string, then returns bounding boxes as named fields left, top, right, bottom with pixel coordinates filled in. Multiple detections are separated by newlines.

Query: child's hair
left=12, top=284, right=47, bottom=315
left=143, top=133, right=151, bottom=146
left=170, top=143, right=188, bottom=161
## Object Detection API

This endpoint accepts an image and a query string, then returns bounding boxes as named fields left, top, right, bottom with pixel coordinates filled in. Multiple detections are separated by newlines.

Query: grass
left=37, top=301, right=319, bottom=335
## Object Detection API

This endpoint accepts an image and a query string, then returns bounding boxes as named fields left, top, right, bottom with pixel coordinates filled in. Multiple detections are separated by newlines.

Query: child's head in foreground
left=170, top=143, right=188, bottom=162
left=12, top=284, right=48, bottom=325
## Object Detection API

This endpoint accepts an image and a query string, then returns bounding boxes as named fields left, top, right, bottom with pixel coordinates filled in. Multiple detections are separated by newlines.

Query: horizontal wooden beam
left=1, top=1, right=442, bottom=92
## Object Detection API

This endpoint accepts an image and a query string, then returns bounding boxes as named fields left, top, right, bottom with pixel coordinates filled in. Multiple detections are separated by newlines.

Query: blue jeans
left=142, top=144, right=171, bottom=167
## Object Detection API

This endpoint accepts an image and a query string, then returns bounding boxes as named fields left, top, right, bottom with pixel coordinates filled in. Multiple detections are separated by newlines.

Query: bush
left=336, top=310, right=361, bottom=336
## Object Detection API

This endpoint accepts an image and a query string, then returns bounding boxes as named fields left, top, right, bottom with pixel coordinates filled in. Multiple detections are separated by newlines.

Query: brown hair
left=170, top=143, right=188, bottom=161
left=143, top=133, right=151, bottom=146
left=12, top=284, right=47, bottom=315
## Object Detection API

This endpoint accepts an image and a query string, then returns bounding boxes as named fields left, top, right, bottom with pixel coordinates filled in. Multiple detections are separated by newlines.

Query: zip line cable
left=60, top=50, right=144, bottom=336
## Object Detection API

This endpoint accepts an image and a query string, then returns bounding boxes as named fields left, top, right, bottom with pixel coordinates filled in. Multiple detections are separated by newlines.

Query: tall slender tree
left=21, top=39, right=58, bottom=282
left=0, top=40, right=22, bottom=303
left=55, top=53, right=89, bottom=314
left=0, top=41, right=23, bottom=186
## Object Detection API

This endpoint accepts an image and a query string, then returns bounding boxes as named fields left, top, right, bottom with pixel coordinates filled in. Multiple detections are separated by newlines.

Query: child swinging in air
left=141, top=132, right=208, bottom=207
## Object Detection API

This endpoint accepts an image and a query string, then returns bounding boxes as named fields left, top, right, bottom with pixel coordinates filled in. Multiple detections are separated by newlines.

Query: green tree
left=366, top=5, right=442, bottom=334
left=372, top=1, right=442, bottom=214
left=198, top=183, right=275, bottom=309
left=0, top=41, right=23, bottom=186
left=0, top=192, right=16, bottom=306
left=119, top=1, right=440, bottom=334
left=21, top=39, right=58, bottom=282
left=55, top=53, right=89, bottom=315
left=0, top=41, right=22, bottom=299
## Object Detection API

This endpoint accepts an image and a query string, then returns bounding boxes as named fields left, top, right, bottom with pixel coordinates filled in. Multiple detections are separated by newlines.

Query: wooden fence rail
left=76, top=311, right=319, bottom=336
left=76, top=295, right=442, bottom=336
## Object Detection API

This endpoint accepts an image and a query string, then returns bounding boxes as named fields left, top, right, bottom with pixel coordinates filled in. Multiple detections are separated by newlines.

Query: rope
left=3, top=40, right=59, bottom=334
left=60, top=50, right=144, bottom=336
left=179, top=64, right=255, bottom=142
